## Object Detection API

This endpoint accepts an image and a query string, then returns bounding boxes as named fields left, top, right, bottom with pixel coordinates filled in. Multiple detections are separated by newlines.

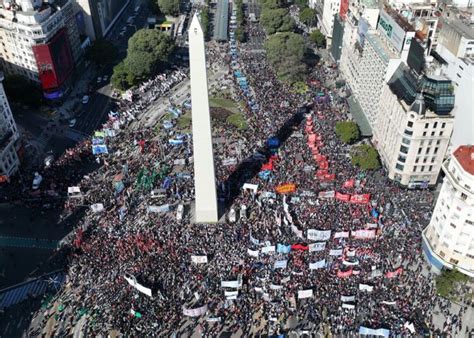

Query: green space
left=292, top=81, right=309, bottom=94
left=309, top=29, right=326, bottom=48
left=226, top=113, right=248, bottom=130
left=209, top=97, right=240, bottom=114
left=335, top=121, right=360, bottom=144
left=436, top=268, right=470, bottom=300
left=300, top=8, right=318, bottom=27
left=351, top=144, right=381, bottom=170
left=177, top=111, right=192, bottom=130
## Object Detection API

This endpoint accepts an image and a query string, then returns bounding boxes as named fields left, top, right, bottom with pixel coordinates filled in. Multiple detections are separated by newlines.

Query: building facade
left=0, top=72, right=19, bottom=178
left=374, top=64, right=455, bottom=187
left=75, top=0, right=130, bottom=41
left=422, top=146, right=474, bottom=277
left=0, top=0, right=81, bottom=98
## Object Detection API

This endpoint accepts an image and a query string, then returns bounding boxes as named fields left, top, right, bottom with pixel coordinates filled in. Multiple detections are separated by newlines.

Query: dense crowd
left=24, top=20, right=467, bottom=338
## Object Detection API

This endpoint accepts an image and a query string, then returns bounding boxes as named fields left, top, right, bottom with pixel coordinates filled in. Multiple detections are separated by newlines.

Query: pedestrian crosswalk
left=0, top=236, right=59, bottom=249
left=0, top=271, right=65, bottom=310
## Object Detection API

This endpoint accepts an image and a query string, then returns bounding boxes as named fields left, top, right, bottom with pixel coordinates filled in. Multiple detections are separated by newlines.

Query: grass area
left=291, top=81, right=309, bottom=94
left=209, top=97, right=240, bottom=115
left=177, top=111, right=192, bottom=130
left=226, top=113, right=248, bottom=130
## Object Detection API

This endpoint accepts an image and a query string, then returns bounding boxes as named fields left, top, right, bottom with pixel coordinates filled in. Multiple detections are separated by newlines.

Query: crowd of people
left=23, top=18, right=467, bottom=338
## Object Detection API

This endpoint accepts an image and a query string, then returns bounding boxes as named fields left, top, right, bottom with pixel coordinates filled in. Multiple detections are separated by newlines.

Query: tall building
left=422, top=145, right=474, bottom=277
left=0, top=0, right=81, bottom=99
left=0, top=72, right=20, bottom=178
left=75, top=0, right=130, bottom=41
left=374, top=63, right=455, bottom=187
left=433, top=17, right=474, bottom=148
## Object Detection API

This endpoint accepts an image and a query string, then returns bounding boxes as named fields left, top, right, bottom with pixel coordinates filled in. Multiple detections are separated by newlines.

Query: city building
left=0, top=72, right=20, bottom=178
left=75, top=0, right=130, bottom=41
left=0, top=0, right=81, bottom=99
left=433, top=16, right=474, bottom=148
left=422, top=145, right=474, bottom=277
left=374, top=62, right=455, bottom=187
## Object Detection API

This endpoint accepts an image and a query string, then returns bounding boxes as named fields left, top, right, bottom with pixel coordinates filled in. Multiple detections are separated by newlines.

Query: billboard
left=32, top=28, right=74, bottom=91
left=357, top=18, right=369, bottom=49
left=339, top=0, right=349, bottom=19
left=377, top=10, right=407, bottom=53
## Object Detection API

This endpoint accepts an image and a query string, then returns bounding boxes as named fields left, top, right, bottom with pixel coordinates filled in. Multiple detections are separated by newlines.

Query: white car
left=82, top=95, right=90, bottom=104
left=97, top=76, right=102, bottom=83
left=69, top=119, right=77, bottom=128
left=103, top=75, right=109, bottom=82
left=32, top=172, right=42, bottom=190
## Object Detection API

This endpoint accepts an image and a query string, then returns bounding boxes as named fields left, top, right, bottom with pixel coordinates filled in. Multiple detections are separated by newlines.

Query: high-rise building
left=422, top=145, right=474, bottom=277
left=0, top=72, right=20, bottom=178
left=75, top=0, right=130, bottom=41
left=433, top=17, right=474, bottom=148
left=374, top=63, right=455, bottom=187
left=0, top=0, right=81, bottom=99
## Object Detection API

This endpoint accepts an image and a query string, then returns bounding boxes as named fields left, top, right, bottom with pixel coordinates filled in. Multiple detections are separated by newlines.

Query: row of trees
left=235, top=0, right=245, bottom=42
left=149, top=0, right=180, bottom=16
left=111, top=29, right=175, bottom=90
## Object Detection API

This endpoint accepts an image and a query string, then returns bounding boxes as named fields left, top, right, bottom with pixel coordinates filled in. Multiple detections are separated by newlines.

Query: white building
left=422, top=145, right=474, bottom=277
left=0, top=72, right=20, bottom=178
left=0, top=0, right=81, bottom=83
left=374, top=63, right=455, bottom=187
left=434, top=18, right=474, bottom=148
left=321, top=0, right=341, bottom=42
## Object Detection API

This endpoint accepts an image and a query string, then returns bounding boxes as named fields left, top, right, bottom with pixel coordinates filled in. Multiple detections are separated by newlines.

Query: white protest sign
left=183, top=305, right=208, bottom=317
left=298, top=289, right=313, bottom=299
left=124, top=275, right=152, bottom=298
left=359, top=283, right=374, bottom=292
left=274, top=260, right=288, bottom=269
left=261, top=246, right=276, bottom=254
left=309, top=259, right=326, bottom=270
left=247, top=249, right=259, bottom=257
left=309, top=242, right=326, bottom=252
left=191, top=255, right=208, bottom=264
left=307, top=229, right=331, bottom=241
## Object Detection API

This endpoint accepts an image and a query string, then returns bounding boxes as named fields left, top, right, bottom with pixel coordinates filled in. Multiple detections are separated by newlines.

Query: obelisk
left=188, top=13, right=218, bottom=223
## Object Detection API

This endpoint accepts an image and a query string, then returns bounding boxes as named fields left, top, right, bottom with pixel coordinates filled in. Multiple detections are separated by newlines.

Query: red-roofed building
left=422, top=145, right=474, bottom=277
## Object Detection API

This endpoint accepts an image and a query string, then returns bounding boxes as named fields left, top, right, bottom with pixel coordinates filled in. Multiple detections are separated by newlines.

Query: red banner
left=315, top=155, right=326, bottom=162
left=316, top=169, right=328, bottom=177
left=337, top=269, right=353, bottom=278
left=343, top=179, right=355, bottom=188
left=261, top=161, right=273, bottom=171
left=385, top=267, right=403, bottom=278
left=321, top=174, right=336, bottom=181
left=319, top=161, right=329, bottom=170
left=307, top=134, right=316, bottom=143
left=350, top=194, right=370, bottom=204
left=291, top=244, right=309, bottom=251
left=275, top=183, right=296, bottom=194
left=335, top=192, right=351, bottom=202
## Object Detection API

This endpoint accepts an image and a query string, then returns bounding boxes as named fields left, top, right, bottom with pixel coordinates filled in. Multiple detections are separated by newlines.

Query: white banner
left=221, top=280, right=241, bottom=288
left=291, top=224, right=304, bottom=239
left=334, top=231, right=350, bottom=238
left=346, top=249, right=356, bottom=257
left=148, top=204, right=170, bottom=213
left=341, top=295, right=356, bottom=302
left=90, top=203, right=104, bottom=213
left=281, top=276, right=291, bottom=284
left=242, top=183, right=258, bottom=193
left=352, top=229, right=376, bottom=239
left=206, top=317, right=222, bottom=322
left=173, top=159, right=186, bottom=165
left=342, top=259, right=359, bottom=266
left=249, top=233, right=260, bottom=245
left=329, top=249, right=343, bottom=256
left=307, top=229, right=331, bottom=241
left=225, top=291, right=238, bottom=298
left=359, top=283, right=374, bottom=292
left=309, top=242, right=326, bottom=252
left=191, top=255, right=208, bottom=264
left=222, top=158, right=237, bottom=166
left=270, top=284, right=284, bottom=290
left=261, top=246, right=276, bottom=254
left=318, top=190, right=335, bottom=199
left=366, top=223, right=378, bottom=229
left=247, top=249, right=259, bottom=257
left=124, top=275, right=152, bottom=297
left=309, top=259, right=326, bottom=270
left=183, top=304, right=208, bottom=317
left=342, top=303, right=355, bottom=309
left=274, top=260, right=288, bottom=269
left=381, top=301, right=397, bottom=305
left=298, top=289, right=313, bottom=299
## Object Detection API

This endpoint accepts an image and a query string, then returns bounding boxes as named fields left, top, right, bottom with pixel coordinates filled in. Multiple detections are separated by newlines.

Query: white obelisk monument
left=188, top=13, right=218, bottom=223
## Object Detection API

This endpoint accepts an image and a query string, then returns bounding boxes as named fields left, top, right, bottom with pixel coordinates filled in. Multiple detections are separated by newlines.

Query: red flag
left=337, top=269, right=353, bottom=278
left=350, top=194, right=371, bottom=204
left=343, top=179, right=355, bottom=188
left=291, top=244, right=309, bottom=251
left=319, top=161, right=329, bottom=170
left=335, top=192, right=351, bottom=202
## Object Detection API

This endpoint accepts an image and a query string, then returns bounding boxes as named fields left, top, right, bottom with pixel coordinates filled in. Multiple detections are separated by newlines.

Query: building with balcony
left=0, top=72, right=19, bottom=178
left=374, top=62, right=455, bottom=187
left=0, top=0, right=81, bottom=99
left=422, top=145, right=474, bottom=277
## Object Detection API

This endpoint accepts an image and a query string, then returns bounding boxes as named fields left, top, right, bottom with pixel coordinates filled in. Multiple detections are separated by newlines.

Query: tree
left=309, top=29, right=326, bottom=48
left=260, top=8, right=295, bottom=34
left=335, top=121, right=360, bottom=144
left=4, top=75, right=42, bottom=108
left=259, top=0, right=286, bottom=10
left=157, top=0, right=180, bottom=16
left=293, top=0, right=308, bottom=9
left=299, top=8, right=317, bottom=27
left=351, top=144, right=381, bottom=170
left=200, top=7, right=210, bottom=39
left=85, top=39, right=118, bottom=66
left=125, top=50, right=156, bottom=79
left=111, top=61, right=134, bottom=90
left=265, top=32, right=307, bottom=83
left=435, top=268, right=469, bottom=299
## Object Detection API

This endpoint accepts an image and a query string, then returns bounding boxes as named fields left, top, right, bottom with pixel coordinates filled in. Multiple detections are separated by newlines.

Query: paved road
left=0, top=236, right=59, bottom=249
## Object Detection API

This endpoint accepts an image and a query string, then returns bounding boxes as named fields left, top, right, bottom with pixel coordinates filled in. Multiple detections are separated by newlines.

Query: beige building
left=422, top=146, right=474, bottom=277
left=374, top=64, right=455, bottom=188
left=0, top=0, right=81, bottom=82
left=0, top=72, right=19, bottom=177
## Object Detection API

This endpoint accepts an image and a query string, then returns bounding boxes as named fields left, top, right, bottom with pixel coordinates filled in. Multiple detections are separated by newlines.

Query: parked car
left=69, top=118, right=77, bottom=128
left=82, top=95, right=90, bottom=104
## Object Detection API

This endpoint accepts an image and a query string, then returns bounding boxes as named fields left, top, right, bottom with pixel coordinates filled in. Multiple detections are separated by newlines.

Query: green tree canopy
left=335, top=121, right=360, bottom=144
left=436, top=268, right=469, bottom=299
left=309, top=29, right=326, bottom=47
left=259, top=0, right=286, bottom=10
left=85, top=39, right=118, bottom=66
left=200, top=8, right=210, bottom=39
left=265, top=32, right=307, bottom=83
left=293, top=0, right=309, bottom=9
left=127, top=29, right=175, bottom=64
left=261, top=8, right=295, bottom=34
left=351, top=144, right=381, bottom=170
left=300, top=8, right=317, bottom=27
left=4, top=75, right=42, bottom=108
left=111, top=61, right=135, bottom=90
left=157, top=0, right=180, bottom=16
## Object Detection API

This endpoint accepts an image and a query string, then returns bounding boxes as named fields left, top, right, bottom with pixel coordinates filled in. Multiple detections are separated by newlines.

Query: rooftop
left=453, top=146, right=474, bottom=176
left=385, top=6, right=415, bottom=32
left=443, top=18, right=474, bottom=40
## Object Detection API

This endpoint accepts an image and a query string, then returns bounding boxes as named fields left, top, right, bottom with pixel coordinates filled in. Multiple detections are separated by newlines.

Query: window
left=431, top=131, right=435, bottom=136
left=467, top=253, right=474, bottom=259
left=407, top=121, right=413, bottom=128
left=426, top=148, right=431, bottom=154
left=440, top=131, right=443, bottom=136
left=396, top=163, right=404, bottom=170
left=442, top=122, right=446, bottom=128
left=461, top=193, right=468, bottom=201
left=436, top=140, right=440, bottom=145
left=421, top=166, right=425, bottom=172
left=402, top=137, right=411, bottom=145
left=414, top=166, right=418, bottom=172
left=425, top=123, right=429, bottom=129
left=423, top=158, right=427, bottom=163
left=429, top=165, right=433, bottom=171
left=400, top=145, right=409, bottom=154
left=434, top=147, right=438, bottom=154
left=415, top=158, right=420, bottom=164
left=404, top=129, right=413, bottom=136
left=418, top=147, right=422, bottom=155
left=449, top=258, right=459, bottom=265
left=397, top=155, right=406, bottom=163
left=450, top=223, right=457, bottom=228
left=439, top=251, right=445, bottom=257
left=423, top=131, right=427, bottom=137
left=434, top=122, right=438, bottom=128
